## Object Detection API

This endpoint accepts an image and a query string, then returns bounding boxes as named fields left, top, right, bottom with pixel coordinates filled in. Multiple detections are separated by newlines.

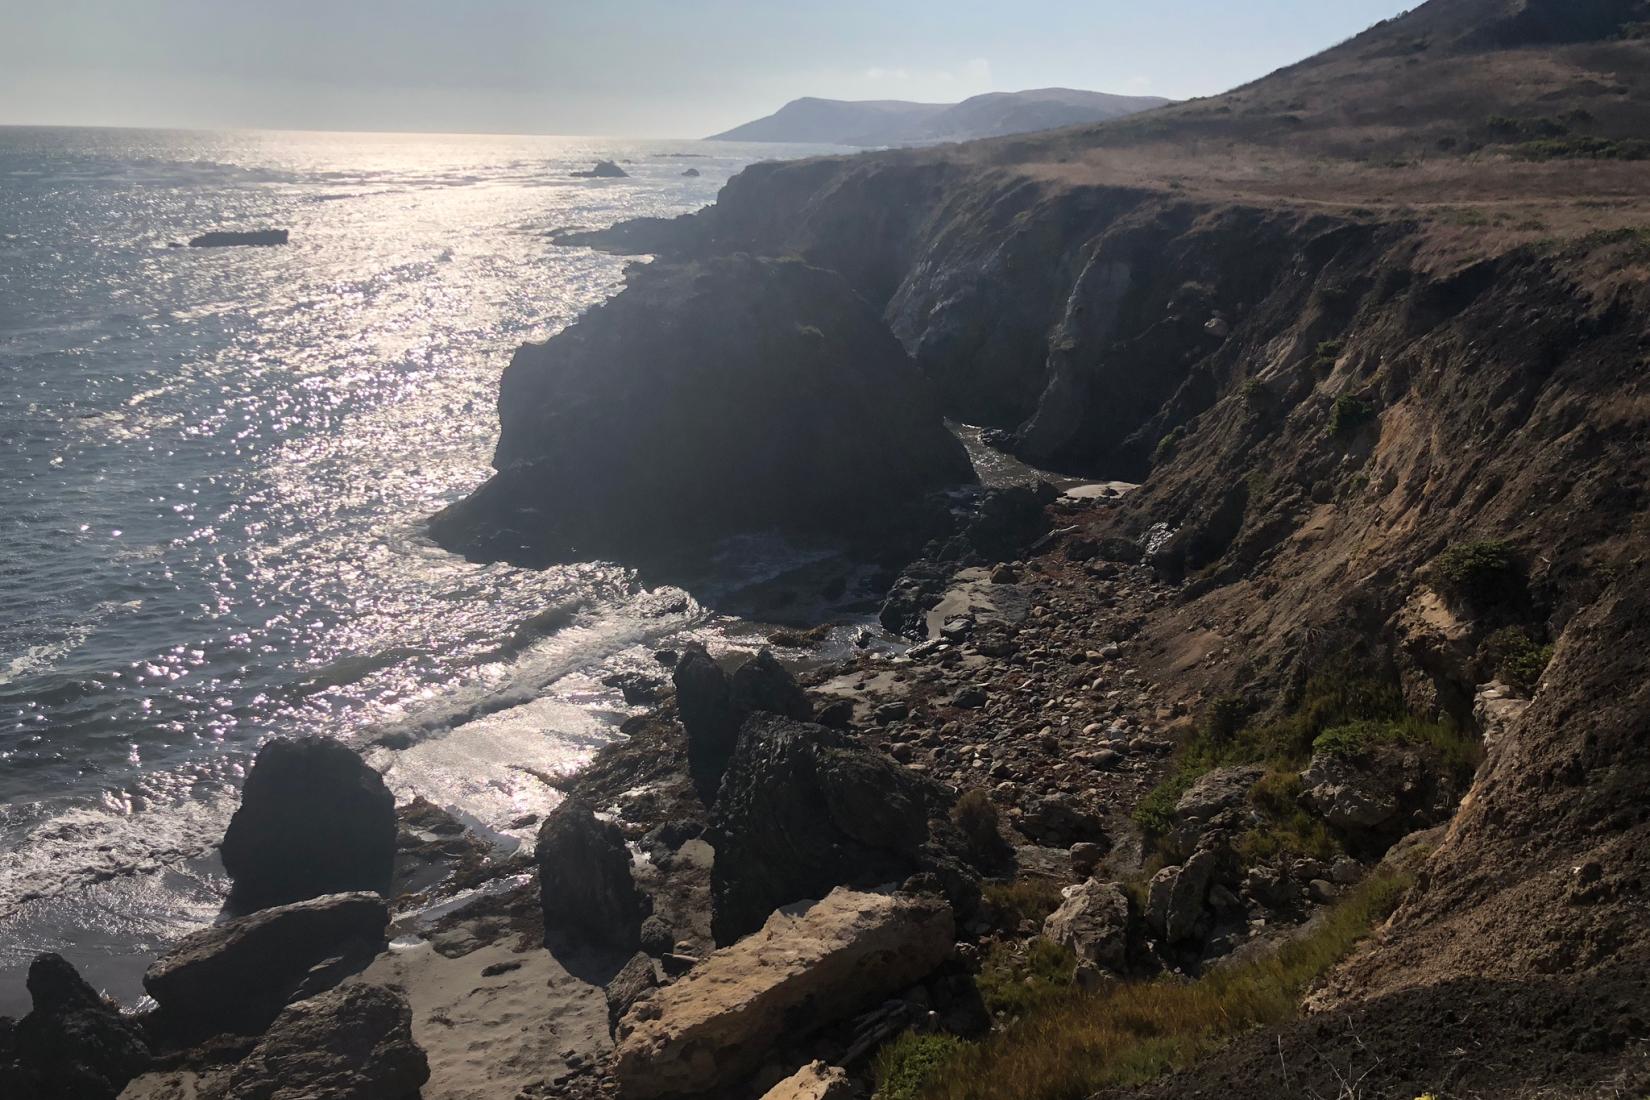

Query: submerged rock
left=187, top=229, right=288, bottom=247
left=537, top=796, right=652, bottom=952
left=226, top=983, right=429, bottom=1100
left=219, top=736, right=396, bottom=912
left=614, top=888, right=953, bottom=1099
left=1, top=954, right=150, bottom=1100
left=143, top=892, right=388, bottom=1039
left=430, top=254, right=974, bottom=564
left=708, top=714, right=973, bottom=945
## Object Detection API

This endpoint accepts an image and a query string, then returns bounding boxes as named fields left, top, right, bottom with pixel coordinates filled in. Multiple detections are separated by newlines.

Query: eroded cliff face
left=582, top=150, right=1650, bottom=1090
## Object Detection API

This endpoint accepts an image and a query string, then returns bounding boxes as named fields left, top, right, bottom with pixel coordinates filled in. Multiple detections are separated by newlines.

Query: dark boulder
left=226, top=983, right=429, bottom=1100
left=707, top=714, right=977, bottom=945
left=429, top=254, right=975, bottom=565
left=220, top=736, right=397, bottom=911
left=681, top=167, right=701, bottom=177
left=673, top=643, right=812, bottom=801
left=537, top=797, right=652, bottom=952
left=604, top=952, right=659, bottom=1032
left=143, top=892, right=389, bottom=1040
left=571, top=159, right=628, bottom=178
left=2, top=953, right=150, bottom=1099
left=188, top=229, right=288, bottom=247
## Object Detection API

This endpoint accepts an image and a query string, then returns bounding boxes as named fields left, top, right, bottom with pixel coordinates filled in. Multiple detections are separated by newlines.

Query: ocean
left=0, top=126, right=854, bottom=1014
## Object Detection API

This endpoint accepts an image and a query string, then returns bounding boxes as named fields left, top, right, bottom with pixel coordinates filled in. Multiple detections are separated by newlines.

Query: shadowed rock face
left=708, top=714, right=975, bottom=945
left=430, top=254, right=975, bottom=565
left=537, top=796, right=652, bottom=952
left=226, top=983, right=429, bottom=1100
left=673, top=644, right=813, bottom=801
left=1, top=953, right=150, bottom=1100
left=219, top=737, right=397, bottom=912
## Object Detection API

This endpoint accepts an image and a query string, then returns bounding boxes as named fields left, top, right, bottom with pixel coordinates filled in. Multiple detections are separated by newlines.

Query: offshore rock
left=188, top=229, right=288, bottom=247
left=2, top=954, right=150, bottom=1100
left=571, top=159, right=628, bottom=178
left=226, top=983, right=429, bottom=1100
left=614, top=888, right=952, bottom=1099
left=219, top=736, right=396, bottom=911
left=430, top=254, right=974, bottom=564
left=537, top=796, right=652, bottom=952
left=143, top=892, right=388, bottom=1039
left=708, top=714, right=973, bottom=945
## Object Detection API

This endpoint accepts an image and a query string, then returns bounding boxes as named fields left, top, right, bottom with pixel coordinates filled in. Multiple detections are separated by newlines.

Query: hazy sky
left=1, top=1, right=1416, bottom=137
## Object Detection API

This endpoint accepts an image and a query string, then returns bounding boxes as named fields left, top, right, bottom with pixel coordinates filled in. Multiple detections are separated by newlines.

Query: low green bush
left=874, top=1032, right=968, bottom=1100
left=1328, top=394, right=1376, bottom=435
left=1481, top=626, right=1554, bottom=694
left=1434, top=539, right=1520, bottom=607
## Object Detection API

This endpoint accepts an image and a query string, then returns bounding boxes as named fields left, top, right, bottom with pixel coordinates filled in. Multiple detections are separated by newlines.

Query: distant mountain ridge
left=708, top=87, right=1172, bottom=146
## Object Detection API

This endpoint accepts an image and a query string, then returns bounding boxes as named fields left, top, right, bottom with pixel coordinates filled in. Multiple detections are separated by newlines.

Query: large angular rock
left=1173, top=765, right=1266, bottom=829
left=429, top=254, right=975, bottom=564
left=615, top=888, right=953, bottom=1099
left=2, top=954, right=150, bottom=1100
left=708, top=714, right=970, bottom=945
left=219, top=736, right=396, bottom=911
left=143, top=892, right=388, bottom=1039
left=730, top=648, right=813, bottom=724
left=1301, top=752, right=1400, bottom=830
left=226, top=983, right=429, bottom=1100
left=1042, top=879, right=1131, bottom=972
left=1146, top=845, right=1218, bottom=945
left=537, top=796, right=652, bottom=952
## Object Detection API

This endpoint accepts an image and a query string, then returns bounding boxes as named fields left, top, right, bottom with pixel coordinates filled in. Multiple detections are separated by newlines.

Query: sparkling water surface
left=0, top=126, right=846, bottom=1012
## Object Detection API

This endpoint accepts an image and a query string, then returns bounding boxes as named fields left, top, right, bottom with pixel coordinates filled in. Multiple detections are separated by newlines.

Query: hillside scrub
left=891, top=869, right=1414, bottom=1100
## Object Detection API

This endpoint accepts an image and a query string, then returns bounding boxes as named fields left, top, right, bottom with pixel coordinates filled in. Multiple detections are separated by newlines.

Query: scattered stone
left=951, top=686, right=987, bottom=709
left=537, top=796, right=652, bottom=952
left=1042, top=879, right=1131, bottom=972
left=1069, top=841, right=1107, bottom=875
left=614, top=888, right=953, bottom=1099
left=219, top=736, right=396, bottom=912
left=144, top=892, right=387, bottom=1040
left=225, top=983, right=429, bottom=1100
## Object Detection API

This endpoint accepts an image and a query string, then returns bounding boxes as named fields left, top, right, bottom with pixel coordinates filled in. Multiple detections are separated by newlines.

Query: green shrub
left=1328, top=394, right=1376, bottom=435
left=1133, top=770, right=1198, bottom=837
left=1434, top=539, right=1520, bottom=607
left=1238, top=768, right=1338, bottom=863
left=1511, top=137, right=1650, bottom=161
left=1313, top=716, right=1481, bottom=785
left=1314, top=339, right=1344, bottom=368
left=874, top=1032, right=968, bottom=1100
left=1240, top=378, right=1266, bottom=406
left=1481, top=626, right=1554, bottom=695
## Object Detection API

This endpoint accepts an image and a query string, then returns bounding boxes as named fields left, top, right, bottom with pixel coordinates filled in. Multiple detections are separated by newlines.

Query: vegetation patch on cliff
left=883, top=869, right=1414, bottom=1100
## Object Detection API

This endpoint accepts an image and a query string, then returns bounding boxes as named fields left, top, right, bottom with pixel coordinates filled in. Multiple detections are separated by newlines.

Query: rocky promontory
left=431, top=253, right=975, bottom=564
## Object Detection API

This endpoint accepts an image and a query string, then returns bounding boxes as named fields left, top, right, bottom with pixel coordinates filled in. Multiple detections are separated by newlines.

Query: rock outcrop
left=536, top=796, right=652, bottom=952
left=143, top=892, right=388, bottom=1039
left=708, top=714, right=972, bottom=945
left=0, top=954, right=150, bottom=1100
left=225, top=983, right=429, bottom=1100
left=1145, top=845, right=1219, bottom=945
left=614, top=888, right=953, bottom=1099
left=219, top=736, right=396, bottom=912
left=430, top=254, right=975, bottom=564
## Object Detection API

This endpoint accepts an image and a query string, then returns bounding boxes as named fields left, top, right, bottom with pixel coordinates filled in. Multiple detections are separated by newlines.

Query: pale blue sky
left=0, top=1, right=1416, bottom=137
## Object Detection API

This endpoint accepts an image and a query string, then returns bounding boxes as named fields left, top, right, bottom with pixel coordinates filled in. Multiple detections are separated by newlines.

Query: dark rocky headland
left=10, top=1, right=1650, bottom=1097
